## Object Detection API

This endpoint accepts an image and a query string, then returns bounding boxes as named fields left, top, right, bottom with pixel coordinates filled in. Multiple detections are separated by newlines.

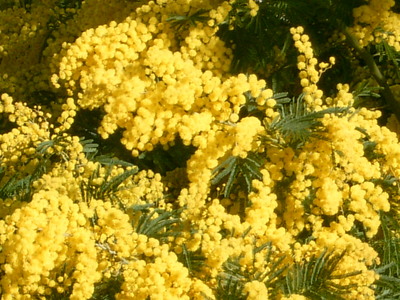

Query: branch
left=343, top=27, right=400, bottom=119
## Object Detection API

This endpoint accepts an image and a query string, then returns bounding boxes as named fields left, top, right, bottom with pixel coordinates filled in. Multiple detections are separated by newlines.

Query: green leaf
left=179, top=244, right=206, bottom=275
left=79, top=164, right=138, bottom=204
left=224, top=163, right=239, bottom=198
left=133, top=206, right=183, bottom=242
left=241, top=159, right=263, bottom=181
left=267, top=94, right=349, bottom=147
left=352, top=80, right=382, bottom=108
left=283, top=249, right=362, bottom=299
left=36, top=140, right=55, bottom=154
left=94, top=155, right=134, bottom=167
left=211, top=156, right=238, bottom=186
left=99, top=167, right=138, bottom=198
left=372, top=211, right=400, bottom=300
left=80, top=137, right=99, bottom=153
left=0, top=158, right=49, bottom=202
left=91, top=274, right=123, bottom=300
left=212, top=152, right=265, bottom=199
left=167, top=9, right=210, bottom=30
left=216, top=241, right=287, bottom=299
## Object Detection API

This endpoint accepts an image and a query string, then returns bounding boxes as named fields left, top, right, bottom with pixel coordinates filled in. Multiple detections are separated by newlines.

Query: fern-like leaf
left=283, top=249, right=362, bottom=299
left=80, top=164, right=138, bottom=204
left=80, top=137, right=99, bottom=159
left=98, top=167, right=138, bottom=198
left=372, top=211, right=400, bottom=299
left=267, top=94, right=349, bottom=148
left=132, top=205, right=183, bottom=242
left=211, top=152, right=265, bottom=198
left=0, top=158, right=48, bottom=202
left=91, top=275, right=123, bottom=300
left=352, top=80, right=382, bottom=108
left=253, top=242, right=288, bottom=297
left=217, top=258, right=247, bottom=300
left=167, top=9, right=209, bottom=31
left=216, top=241, right=287, bottom=299
left=179, top=244, right=206, bottom=275
left=375, top=37, right=400, bottom=80
left=94, top=154, right=134, bottom=167
left=0, top=172, right=33, bottom=202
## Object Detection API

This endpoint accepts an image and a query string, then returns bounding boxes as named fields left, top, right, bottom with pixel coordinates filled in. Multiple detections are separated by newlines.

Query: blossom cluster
left=291, top=26, right=335, bottom=109
left=351, top=0, right=400, bottom=50
left=1, top=0, right=400, bottom=299
left=50, top=0, right=269, bottom=156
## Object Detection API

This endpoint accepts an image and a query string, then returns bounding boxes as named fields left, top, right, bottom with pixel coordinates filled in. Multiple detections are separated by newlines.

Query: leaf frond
left=80, top=164, right=138, bottom=205
left=167, top=8, right=210, bottom=31
left=283, top=249, right=362, bottom=299
left=179, top=243, right=206, bottom=275
left=211, top=151, right=265, bottom=205
left=266, top=94, right=349, bottom=148
left=216, top=241, right=287, bottom=299
left=132, top=205, right=183, bottom=242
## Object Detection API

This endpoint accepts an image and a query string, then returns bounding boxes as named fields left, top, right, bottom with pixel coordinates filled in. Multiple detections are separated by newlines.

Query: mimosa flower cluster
left=351, top=0, right=400, bottom=50
left=0, top=0, right=400, bottom=299
left=50, top=0, right=269, bottom=156
left=291, top=26, right=335, bottom=109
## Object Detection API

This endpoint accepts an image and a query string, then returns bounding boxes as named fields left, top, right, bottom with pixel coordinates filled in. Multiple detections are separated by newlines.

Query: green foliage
left=0, top=164, right=44, bottom=202
left=282, top=249, right=362, bottom=299
left=240, top=91, right=291, bottom=119
left=0, top=134, right=87, bottom=202
left=55, top=0, right=83, bottom=9
left=167, top=8, right=210, bottom=31
left=136, top=138, right=195, bottom=174
left=355, top=126, right=386, bottom=161
left=91, top=275, right=123, bottom=300
left=216, top=242, right=287, bottom=299
left=374, top=38, right=400, bottom=83
left=218, top=0, right=366, bottom=92
left=80, top=164, right=138, bottom=205
left=352, top=80, right=382, bottom=109
left=179, top=243, right=206, bottom=276
left=46, top=291, right=70, bottom=300
left=131, top=204, right=183, bottom=242
left=265, top=94, right=349, bottom=148
left=211, top=93, right=292, bottom=206
left=374, top=270, right=400, bottom=300
left=94, top=155, right=135, bottom=167
left=211, top=152, right=265, bottom=197
left=372, top=212, right=400, bottom=299
left=37, top=135, right=98, bottom=161
left=211, top=152, right=265, bottom=218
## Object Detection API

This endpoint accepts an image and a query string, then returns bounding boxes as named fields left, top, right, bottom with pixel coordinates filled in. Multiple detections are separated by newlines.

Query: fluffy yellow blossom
left=325, top=83, right=354, bottom=107
left=351, top=0, right=400, bottom=50
left=243, top=280, right=269, bottom=299
left=281, top=295, right=308, bottom=300
left=315, top=177, right=342, bottom=215
left=232, top=117, right=264, bottom=157
left=3, top=1, right=400, bottom=299
left=0, top=94, right=52, bottom=188
left=118, top=244, right=195, bottom=299
left=313, top=230, right=378, bottom=299
left=0, top=1, right=57, bottom=97
left=291, top=26, right=335, bottom=109
left=244, top=175, right=284, bottom=243
left=51, top=0, right=270, bottom=157
left=0, top=189, right=101, bottom=299
left=0, top=154, right=169, bottom=299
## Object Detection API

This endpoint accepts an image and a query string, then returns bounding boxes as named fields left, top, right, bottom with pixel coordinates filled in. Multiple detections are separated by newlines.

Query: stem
left=343, top=27, right=400, bottom=118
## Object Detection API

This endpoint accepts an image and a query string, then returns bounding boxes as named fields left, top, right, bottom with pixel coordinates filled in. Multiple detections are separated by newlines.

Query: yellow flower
left=243, top=280, right=269, bottom=299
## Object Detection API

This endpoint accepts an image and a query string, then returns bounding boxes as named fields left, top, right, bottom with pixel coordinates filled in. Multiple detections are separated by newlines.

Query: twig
left=343, top=27, right=400, bottom=119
